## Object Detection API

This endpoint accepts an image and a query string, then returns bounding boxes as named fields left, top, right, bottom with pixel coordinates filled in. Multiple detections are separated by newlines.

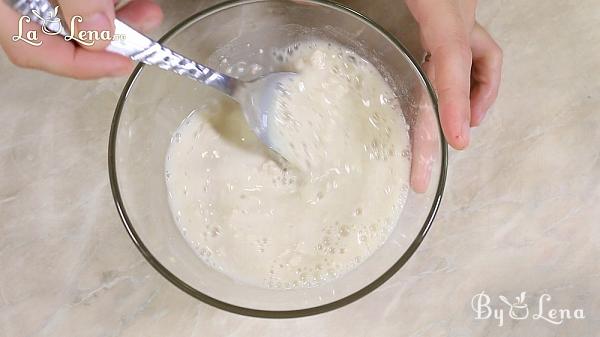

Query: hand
left=0, top=0, right=163, bottom=79
left=406, top=0, right=503, bottom=149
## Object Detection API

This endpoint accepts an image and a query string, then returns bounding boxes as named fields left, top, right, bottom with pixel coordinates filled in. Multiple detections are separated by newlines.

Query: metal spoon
left=8, top=0, right=295, bottom=150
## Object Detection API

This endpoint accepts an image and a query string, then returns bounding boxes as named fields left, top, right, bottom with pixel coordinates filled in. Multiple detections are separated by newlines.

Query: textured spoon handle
left=6, top=0, right=239, bottom=95
left=108, top=20, right=239, bottom=95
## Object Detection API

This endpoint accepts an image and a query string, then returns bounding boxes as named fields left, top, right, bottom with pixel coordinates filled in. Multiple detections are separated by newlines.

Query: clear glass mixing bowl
left=109, top=0, right=447, bottom=318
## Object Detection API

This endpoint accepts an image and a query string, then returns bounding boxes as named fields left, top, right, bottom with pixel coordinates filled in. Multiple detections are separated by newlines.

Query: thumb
left=58, top=0, right=115, bottom=50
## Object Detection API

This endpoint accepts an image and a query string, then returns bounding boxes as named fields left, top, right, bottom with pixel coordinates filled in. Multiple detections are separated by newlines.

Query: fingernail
left=472, top=113, right=484, bottom=127
left=111, top=67, right=132, bottom=77
left=110, top=68, right=130, bottom=77
left=110, top=61, right=134, bottom=77
left=140, top=16, right=162, bottom=32
left=422, top=160, right=432, bottom=190
left=78, top=12, right=112, bottom=37
left=461, top=120, right=471, bottom=146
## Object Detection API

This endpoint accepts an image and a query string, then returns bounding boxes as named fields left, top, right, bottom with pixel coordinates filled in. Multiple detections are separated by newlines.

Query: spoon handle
left=6, top=0, right=239, bottom=95
left=108, top=20, right=239, bottom=95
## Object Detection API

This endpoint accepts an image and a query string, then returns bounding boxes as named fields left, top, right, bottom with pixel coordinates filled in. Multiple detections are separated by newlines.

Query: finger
left=429, top=24, right=472, bottom=149
left=0, top=2, right=132, bottom=79
left=410, top=110, right=437, bottom=193
left=116, top=0, right=163, bottom=33
left=410, top=0, right=473, bottom=149
left=58, top=0, right=115, bottom=50
left=410, top=59, right=437, bottom=193
left=469, top=23, right=503, bottom=127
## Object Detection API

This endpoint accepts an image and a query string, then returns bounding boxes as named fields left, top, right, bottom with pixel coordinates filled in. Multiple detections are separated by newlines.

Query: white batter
left=165, top=40, right=411, bottom=289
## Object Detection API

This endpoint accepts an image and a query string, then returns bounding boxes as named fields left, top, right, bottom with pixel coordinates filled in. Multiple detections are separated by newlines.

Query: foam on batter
left=165, top=40, right=411, bottom=289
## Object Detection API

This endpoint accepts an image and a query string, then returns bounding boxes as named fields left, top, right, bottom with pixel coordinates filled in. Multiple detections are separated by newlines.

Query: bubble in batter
left=165, top=39, right=411, bottom=289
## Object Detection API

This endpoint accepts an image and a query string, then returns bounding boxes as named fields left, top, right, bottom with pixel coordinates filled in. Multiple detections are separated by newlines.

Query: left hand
left=406, top=0, right=503, bottom=150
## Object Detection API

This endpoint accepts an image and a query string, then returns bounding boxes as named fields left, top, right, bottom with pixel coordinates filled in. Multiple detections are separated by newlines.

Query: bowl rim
left=108, top=0, right=448, bottom=318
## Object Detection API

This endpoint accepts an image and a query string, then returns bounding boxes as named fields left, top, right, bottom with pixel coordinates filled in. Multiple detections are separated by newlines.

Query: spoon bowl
left=236, top=71, right=297, bottom=149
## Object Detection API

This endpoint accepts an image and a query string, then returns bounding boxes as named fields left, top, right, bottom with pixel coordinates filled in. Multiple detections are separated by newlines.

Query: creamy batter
left=165, top=40, right=411, bottom=289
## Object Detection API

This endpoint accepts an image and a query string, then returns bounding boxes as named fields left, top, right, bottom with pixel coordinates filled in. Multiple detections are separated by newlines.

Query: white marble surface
left=1, top=1, right=599, bottom=336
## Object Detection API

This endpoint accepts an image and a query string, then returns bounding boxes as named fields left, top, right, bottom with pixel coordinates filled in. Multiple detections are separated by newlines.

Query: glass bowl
left=109, top=0, right=447, bottom=318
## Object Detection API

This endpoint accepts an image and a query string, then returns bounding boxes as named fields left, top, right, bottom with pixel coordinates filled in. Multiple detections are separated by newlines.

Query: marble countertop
left=1, top=0, right=599, bottom=336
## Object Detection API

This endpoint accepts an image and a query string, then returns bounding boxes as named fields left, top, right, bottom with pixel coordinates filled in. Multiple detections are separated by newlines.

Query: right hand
left=0, top=0, right=163, bottom=79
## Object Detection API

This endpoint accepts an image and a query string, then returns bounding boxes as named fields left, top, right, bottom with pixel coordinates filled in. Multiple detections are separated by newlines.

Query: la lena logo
left=12, top=5, right=123, bottom=47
